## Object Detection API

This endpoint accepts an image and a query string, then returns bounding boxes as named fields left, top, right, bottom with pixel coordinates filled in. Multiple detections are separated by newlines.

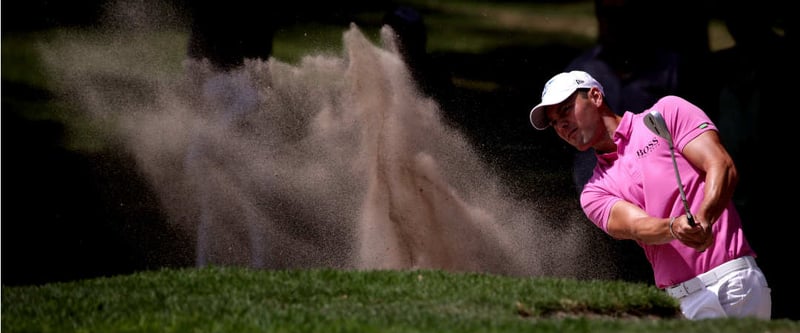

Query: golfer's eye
left=548, top=114, right=562, bottom=127
left=549, top=107, right=572, bottom=127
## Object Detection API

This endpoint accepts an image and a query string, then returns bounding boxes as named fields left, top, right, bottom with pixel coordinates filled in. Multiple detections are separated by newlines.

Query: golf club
left=643, top=110, right=696, bottom=227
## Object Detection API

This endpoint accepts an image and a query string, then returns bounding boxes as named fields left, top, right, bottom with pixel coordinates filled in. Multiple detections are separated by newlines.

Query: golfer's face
left=546, top=92, right=592, bottom=151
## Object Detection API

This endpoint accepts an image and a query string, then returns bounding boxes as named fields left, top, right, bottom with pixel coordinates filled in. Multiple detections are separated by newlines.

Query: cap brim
left=529, top=104, right=550, bottom=130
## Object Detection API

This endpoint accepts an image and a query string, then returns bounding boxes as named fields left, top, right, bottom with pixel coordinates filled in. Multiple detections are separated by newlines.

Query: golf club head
left=643, top=110, right=673, bottom=147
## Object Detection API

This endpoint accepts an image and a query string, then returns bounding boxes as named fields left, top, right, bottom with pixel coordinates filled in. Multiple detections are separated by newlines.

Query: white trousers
left=676, top=263, right=771, bottom=320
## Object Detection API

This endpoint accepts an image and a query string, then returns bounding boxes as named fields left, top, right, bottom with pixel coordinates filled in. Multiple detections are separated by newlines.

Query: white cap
left=529, top=70, right=604, bottom=130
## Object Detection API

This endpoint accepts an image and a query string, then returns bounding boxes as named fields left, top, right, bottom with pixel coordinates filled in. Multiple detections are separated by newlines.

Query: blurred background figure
left=382, top=5, right=461, bottom=123
left=565, top=0, right=714, bottom=193
left=382, top=5, right=479, bottom=136
left=711, top=0, right=790, bottom=218
left=710, top=0, right=794, bottom=320
left=185, top=1, right=276, bottom=71
left=383, top=6, right=429, bottom=84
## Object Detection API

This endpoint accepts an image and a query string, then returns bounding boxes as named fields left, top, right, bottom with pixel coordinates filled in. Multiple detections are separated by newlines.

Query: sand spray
left=40, top=12, right=612, bottom=279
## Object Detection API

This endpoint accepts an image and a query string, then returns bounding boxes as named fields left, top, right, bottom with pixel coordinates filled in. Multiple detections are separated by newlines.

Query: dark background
left=2, top=0, right=797, bottom=320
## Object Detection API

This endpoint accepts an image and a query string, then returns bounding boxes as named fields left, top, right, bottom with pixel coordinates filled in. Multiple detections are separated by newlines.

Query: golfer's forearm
left=635, top=217, right=677, bottom=244
left=607, top=212, right=674, bottom=244
left=698, top=162, right=738, bottom=225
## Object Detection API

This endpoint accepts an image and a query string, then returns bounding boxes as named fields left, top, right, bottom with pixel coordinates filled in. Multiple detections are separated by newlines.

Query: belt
left=664, top=256, right=757, bottom=299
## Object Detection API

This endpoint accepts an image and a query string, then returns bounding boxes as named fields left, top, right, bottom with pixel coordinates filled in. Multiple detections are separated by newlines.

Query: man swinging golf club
left=527, top=70, right=771, bottom=319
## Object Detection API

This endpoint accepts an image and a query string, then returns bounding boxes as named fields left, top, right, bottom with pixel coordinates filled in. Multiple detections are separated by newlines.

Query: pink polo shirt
left=580, top=95, right=755, bottom=288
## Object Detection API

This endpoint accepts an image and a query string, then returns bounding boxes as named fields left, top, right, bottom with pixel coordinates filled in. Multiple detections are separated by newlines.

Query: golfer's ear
left=588, top=87, right=602, bottom=105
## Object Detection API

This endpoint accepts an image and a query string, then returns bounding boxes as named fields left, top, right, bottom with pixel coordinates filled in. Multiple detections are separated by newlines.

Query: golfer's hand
left=674, top=215, right=714, bottom=251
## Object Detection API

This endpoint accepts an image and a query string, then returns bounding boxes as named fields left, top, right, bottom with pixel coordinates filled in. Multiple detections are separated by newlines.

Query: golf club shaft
left=668, top=148, right=696, bottom=227
left=644, top=111, right=697, bottom=228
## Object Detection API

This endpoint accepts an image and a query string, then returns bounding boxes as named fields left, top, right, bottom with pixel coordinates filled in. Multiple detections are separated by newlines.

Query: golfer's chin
left=571, top=139, right=593, bottom=152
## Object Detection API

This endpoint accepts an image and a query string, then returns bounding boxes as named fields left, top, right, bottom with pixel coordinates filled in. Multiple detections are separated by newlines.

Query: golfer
left=528, top=70, right=771, bottom=319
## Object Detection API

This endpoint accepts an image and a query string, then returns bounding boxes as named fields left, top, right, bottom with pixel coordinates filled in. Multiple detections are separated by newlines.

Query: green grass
left=4, top=267, right=796, bottom=333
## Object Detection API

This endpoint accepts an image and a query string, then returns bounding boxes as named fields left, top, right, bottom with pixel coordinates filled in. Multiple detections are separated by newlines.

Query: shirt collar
left=613, top=111, right=636, bottom=146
